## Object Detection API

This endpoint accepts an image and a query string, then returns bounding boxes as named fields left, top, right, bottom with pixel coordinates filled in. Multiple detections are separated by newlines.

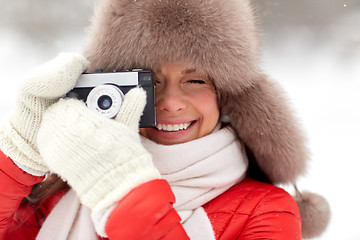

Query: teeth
left=156, top=122, right=192, bottom=131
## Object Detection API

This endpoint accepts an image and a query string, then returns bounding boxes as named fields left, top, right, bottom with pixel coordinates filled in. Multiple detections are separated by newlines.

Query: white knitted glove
left=0, top=53, right=89, bottom=176
left=37, top=88, right=161, bottom=236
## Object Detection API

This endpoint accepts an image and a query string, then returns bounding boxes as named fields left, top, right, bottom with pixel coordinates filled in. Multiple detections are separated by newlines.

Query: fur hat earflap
left=294, top=186, right=331, bottom=239
left=220, top=74, right=309, bottom=184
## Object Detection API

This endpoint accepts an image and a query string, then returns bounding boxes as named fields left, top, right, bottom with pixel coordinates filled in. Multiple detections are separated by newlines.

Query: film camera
left=67, top=69, right=156, bottom=128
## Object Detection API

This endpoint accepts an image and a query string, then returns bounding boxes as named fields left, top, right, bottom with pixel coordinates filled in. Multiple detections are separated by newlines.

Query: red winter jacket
left=0, top=150, right=302, bottom=240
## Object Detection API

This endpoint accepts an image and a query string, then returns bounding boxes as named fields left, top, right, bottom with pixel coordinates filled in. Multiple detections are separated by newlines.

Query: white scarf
left=37, top=127, right=248, bottom=240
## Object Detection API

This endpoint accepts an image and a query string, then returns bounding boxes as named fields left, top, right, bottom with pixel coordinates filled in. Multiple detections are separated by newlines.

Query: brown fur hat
left=83, top=0, right=329, bottom=237
left=84, top=0, right=306, bottom=184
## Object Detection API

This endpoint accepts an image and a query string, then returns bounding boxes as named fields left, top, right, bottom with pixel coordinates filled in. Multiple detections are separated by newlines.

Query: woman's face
left=140, top=62, right=220, bottom=145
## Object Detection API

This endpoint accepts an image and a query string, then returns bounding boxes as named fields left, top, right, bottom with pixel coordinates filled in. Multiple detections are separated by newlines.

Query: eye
left=187, top=79, right=206, bottom=84
left=154, top=76, right=161, bottom=84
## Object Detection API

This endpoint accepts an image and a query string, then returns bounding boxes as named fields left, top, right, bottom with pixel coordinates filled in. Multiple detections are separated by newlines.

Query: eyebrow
left=181, top=68, right=196, bottom=74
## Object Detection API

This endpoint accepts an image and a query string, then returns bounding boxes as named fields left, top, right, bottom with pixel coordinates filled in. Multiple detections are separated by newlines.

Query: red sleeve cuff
left=106, top=179, right=189, bottom=240
left=0, top=150, right=44, bottom=186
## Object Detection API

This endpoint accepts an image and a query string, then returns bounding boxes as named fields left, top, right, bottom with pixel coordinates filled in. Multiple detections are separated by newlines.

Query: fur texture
left=84, top=0, right=308, bottom=185
left=85, top=0, right=259, bottom=93
left=295, top=191, right=331, bottom=239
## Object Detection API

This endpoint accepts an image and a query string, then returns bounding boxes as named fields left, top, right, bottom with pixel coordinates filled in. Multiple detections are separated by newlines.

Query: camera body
left=67, top=69, right=156, bottom=128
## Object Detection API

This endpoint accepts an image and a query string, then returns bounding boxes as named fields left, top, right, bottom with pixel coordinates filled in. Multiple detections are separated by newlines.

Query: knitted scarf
left=37, top=127, right=248, bottom=239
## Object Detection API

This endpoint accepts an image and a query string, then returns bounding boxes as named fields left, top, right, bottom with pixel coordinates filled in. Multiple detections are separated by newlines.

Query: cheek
left=194, top=91, right=220, bottom=132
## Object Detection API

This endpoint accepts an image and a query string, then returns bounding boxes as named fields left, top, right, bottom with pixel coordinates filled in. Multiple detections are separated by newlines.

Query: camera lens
left=98, top=95, right=112, bottom=110
left=86, top=84, right=124, bottom=118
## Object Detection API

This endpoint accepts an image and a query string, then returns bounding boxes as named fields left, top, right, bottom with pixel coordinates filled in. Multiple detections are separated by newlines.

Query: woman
left=0, top=0, right=329, bottom=239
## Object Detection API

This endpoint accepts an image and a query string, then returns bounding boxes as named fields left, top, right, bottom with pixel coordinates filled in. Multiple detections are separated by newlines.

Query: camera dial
left=86, top=84, right=124, bottom=118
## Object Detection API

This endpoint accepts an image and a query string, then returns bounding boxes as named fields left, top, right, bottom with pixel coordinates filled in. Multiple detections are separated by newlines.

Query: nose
left=156, top=84, right=186, bottom=113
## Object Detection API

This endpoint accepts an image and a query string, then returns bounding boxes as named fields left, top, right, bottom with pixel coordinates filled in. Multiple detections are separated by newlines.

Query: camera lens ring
left=86, top=85, right=124, bottom=118
left=97, top=95, right=113, bottom=110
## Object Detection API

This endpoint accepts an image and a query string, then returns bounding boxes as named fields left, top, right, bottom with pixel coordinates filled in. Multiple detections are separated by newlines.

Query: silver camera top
left=75, top=72, right=140, bottom=88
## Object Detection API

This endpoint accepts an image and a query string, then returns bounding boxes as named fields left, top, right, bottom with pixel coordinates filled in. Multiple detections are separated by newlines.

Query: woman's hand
left=37, top=88, right=161, bottom=237
left=0, top=53, right=89, bottom=176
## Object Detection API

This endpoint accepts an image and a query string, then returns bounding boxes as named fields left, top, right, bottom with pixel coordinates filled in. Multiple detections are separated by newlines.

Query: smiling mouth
left=156, top=122, right=193, bottom=131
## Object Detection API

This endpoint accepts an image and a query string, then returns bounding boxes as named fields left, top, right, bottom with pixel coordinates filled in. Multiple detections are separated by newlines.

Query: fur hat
left=83, top=0, right=330, bottom=237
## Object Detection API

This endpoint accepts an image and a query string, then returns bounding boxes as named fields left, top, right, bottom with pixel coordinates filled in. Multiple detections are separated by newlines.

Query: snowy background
left=1, top=1, right=359, bottom=239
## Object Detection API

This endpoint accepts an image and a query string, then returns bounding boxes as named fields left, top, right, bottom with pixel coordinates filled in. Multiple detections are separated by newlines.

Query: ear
left=221, top=74, right=308, bottom=184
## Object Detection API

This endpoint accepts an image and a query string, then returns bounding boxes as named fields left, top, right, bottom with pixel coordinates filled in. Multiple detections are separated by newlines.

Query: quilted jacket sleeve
left=0, top=150, right=44, bottom=239
left=106, top=179, right=189, bottom=240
